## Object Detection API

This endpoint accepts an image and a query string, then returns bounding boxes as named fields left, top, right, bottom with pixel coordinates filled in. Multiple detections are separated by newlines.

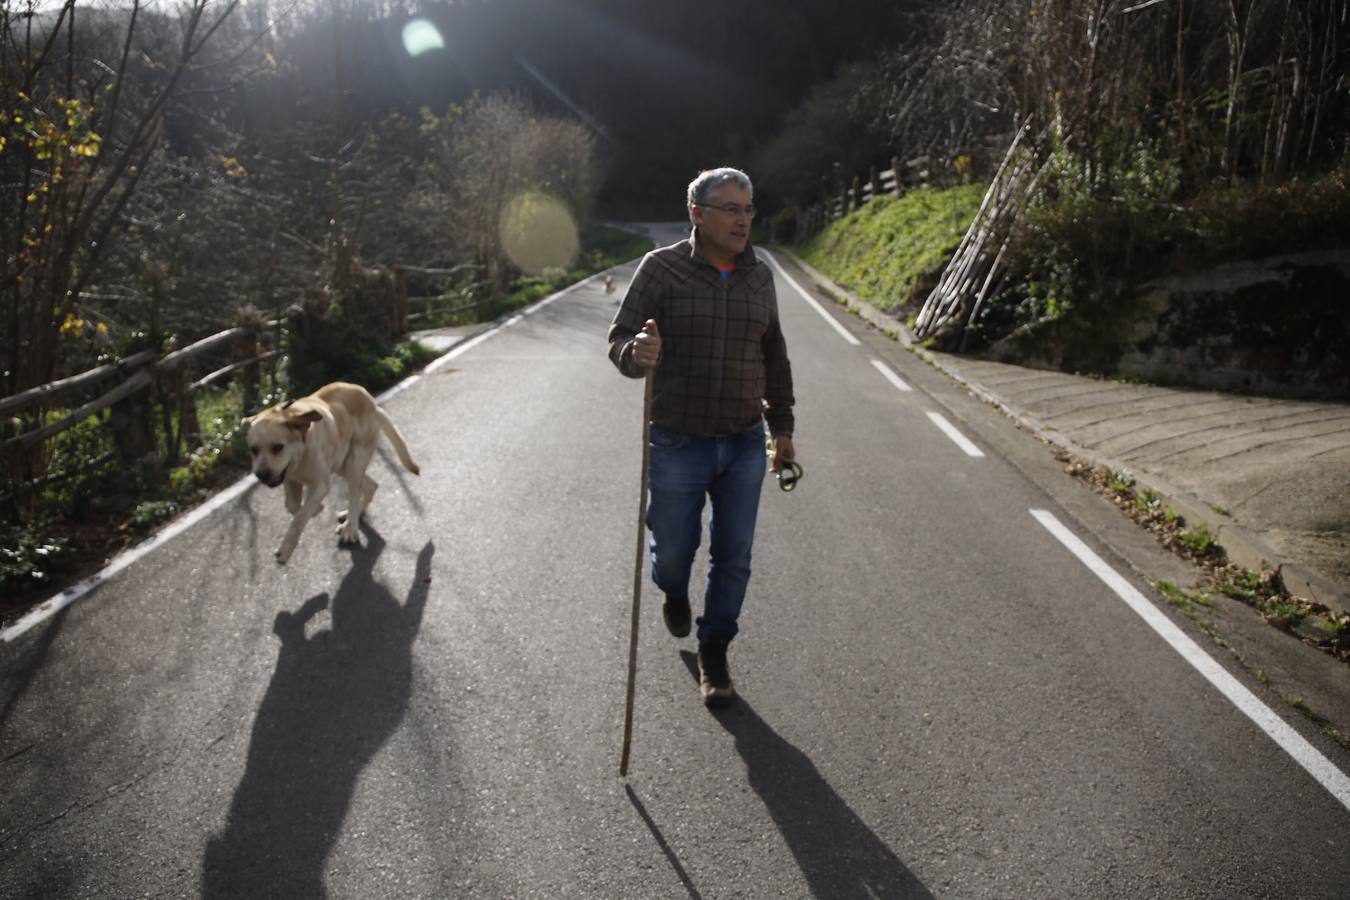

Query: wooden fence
left=1, top=316, right=285, bottom=502
left=0, top=260, right=493, bottom=504
left=789, top=155, right=932, bottom=243
left=402, top=265, right=494, bottom=325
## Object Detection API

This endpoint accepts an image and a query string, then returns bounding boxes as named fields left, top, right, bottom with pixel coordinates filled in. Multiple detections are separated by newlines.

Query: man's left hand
left=771, top=436, right=795, bottom=472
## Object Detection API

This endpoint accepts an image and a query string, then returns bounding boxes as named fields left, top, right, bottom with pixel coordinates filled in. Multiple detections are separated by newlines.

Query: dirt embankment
left=984, top=249, right=1350, bottom=401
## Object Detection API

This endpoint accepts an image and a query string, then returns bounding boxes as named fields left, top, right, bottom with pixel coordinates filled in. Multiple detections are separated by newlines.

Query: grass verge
left=796, top=185, right=986, bottom=315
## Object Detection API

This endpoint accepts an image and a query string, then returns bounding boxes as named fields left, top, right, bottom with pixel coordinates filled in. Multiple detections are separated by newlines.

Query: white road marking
left=1031, top=508, right=1350, bottom=813
left=2, top=279, right=586, bottom=643
left=871, top=359, right=912, bottom=392
left=926, top=411, right=984, bottom=457
left=759, top=249, right=861, bottom=346
left=1, top=475, right=257, bottom=642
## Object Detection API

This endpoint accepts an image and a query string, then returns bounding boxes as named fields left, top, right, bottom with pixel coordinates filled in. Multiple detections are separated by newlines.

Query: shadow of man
left=202, top=530, right=433, bottom=899
left=679, top=652, right=934, bottom=900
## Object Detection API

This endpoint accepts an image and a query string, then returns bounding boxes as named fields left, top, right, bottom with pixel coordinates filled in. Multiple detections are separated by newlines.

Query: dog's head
left=240, top=401, right=322, bottom=487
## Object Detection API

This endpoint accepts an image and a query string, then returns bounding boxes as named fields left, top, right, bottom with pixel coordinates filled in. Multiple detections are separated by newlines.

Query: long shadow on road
left=679, top=652, right=934, bottom=899
left=201, top=529, right=433, bottom=899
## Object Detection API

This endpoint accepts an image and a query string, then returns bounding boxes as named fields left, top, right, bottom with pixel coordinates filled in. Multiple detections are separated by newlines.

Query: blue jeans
left=646, top=423, right=767, bottom=643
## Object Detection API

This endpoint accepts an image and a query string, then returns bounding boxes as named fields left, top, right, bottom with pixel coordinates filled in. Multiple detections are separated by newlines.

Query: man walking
left=607, top=167, right=796, bottom=708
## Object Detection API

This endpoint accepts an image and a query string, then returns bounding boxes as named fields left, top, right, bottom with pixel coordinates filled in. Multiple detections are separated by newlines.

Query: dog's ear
left=240, top=414, right=253, bottom=433
left=287, top=410, right=323, bottom=435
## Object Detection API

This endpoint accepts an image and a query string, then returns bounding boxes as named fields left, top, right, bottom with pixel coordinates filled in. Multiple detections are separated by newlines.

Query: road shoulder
left=770, top=245, right=1350, bottom=764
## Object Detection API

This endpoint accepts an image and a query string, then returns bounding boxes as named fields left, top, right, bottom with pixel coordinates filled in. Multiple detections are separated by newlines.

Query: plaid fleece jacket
left=607, top=232, right=795, bottom=437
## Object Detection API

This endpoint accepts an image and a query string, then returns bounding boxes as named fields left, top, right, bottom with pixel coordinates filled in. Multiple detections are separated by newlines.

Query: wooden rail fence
left=788, top=154, right=932, bottom=243
left=1, top=316, right=285, bottom=498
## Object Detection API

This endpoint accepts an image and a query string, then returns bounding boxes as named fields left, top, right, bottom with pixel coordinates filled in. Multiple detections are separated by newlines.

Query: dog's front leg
left=336, top=444, right=377, bottom=546
left=285, top=480, right=324, bottom=518
left=285, top=480, right=303, bottom=515
left=276, top=480, right=330, bottom=564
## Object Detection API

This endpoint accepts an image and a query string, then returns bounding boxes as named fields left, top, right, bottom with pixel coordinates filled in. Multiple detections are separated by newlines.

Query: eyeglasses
left=696, top=203, right=756, bottom=220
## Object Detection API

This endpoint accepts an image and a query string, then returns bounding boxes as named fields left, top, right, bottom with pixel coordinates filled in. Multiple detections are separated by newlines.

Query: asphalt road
left=3, top=224, right=1348, bottom=899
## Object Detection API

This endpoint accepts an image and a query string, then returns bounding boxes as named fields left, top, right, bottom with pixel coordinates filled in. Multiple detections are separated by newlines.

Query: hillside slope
left=795, top=185, right=986, bottom=317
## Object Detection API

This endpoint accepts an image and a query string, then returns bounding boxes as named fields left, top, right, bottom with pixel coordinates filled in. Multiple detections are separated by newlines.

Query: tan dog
left=241, top=382, right=420, bottom=563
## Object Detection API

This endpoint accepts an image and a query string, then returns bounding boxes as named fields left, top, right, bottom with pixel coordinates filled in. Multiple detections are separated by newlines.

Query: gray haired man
left=606, top=167, right=796, bottom=707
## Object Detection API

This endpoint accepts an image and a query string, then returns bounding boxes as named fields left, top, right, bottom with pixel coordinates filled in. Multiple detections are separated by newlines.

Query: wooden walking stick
left=620, top=371, right=654, bottom=777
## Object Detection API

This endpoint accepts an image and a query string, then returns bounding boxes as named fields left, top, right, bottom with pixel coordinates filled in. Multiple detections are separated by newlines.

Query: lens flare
left=499, top=192, right=579, bottom=276
left=401, top=19, right=445, bottom=58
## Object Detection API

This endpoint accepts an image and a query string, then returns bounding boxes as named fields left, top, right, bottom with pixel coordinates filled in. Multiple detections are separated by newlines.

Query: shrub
left=39, top=412, right=119, bottom=517
left=1178, top=524, right=1216, bottom=556
left=129, top=499, right=179, bottom=531
left=0, top=521, right=72, bottom=595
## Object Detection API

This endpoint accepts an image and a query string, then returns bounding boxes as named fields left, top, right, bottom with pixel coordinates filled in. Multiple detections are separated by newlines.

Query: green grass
left=796, top=185, right=987, bottom=313
left=1154, top=579, right=1216, bottom=635
left=1156, top=580, right=1190, bottom=608
left=1178, top=523, right=1216, bottom=556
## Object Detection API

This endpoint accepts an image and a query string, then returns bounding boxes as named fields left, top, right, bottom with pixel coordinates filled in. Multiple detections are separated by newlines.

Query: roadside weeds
left=1061, top=452, right=1350, bottom=752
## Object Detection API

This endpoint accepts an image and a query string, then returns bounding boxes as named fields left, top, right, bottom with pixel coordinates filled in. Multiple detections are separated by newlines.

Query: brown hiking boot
left=697, top=635, right=735, bottom=708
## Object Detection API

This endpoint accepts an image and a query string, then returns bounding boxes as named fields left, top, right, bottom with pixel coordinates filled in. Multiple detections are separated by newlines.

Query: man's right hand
left=632, top=319, right=661, bottom=369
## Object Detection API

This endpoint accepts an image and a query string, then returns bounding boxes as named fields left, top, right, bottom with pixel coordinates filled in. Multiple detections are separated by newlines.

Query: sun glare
left=401, top=18, right=445, bottom=58
left=499, top=192, right=579, bottom=276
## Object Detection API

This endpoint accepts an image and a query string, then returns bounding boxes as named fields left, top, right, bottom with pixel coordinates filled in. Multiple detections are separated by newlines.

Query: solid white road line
left=926, top=411, right=985, bottom=457
left=1031, top=508, right=1350, bottom=813
left=759, top=249, right=862, bottom=346
left=383, top=278, right=592, bottom=400
left=871, top=359, right=912, bottom=392
left=2, top=278, right=591, bottom=644
left=1, top=475, right=257, bottom=642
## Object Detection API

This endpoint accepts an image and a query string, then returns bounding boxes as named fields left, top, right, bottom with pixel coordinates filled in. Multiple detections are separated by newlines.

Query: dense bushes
left=972, top=159, right=1350, bottom=350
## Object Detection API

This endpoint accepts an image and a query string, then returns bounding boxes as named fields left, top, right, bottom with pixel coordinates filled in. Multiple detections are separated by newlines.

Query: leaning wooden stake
left=620, top=373, right=655, bottom=777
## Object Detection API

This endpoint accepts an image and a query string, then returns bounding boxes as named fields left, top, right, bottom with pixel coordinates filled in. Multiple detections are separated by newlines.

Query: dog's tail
left=376, top=408, right=421, bottom=476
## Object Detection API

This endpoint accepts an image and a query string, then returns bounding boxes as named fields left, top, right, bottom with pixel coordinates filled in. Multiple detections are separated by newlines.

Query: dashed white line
left=871, top=359, right=912, bottom=392
left=759, top=249, right=861, bottom=346
left=926, top=411, right=984, bottom=457
left=1031, top=508, right=1350, bottom=813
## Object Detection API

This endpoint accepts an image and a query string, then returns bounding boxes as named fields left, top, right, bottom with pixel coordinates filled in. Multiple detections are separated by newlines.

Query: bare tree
left=2, top=0, right=242, bottom=479
left=437, top=93, right=598, bottom=294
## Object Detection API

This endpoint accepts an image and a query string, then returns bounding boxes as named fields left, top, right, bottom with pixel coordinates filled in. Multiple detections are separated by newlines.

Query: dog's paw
left=336, top=521, right=361, bottom=545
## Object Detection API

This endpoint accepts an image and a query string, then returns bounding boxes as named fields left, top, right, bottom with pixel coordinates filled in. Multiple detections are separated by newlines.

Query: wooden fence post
left=392, top=265, right=408, bottom=336
left=157, top=355, right=178, bottom=465
left=269, top=308, right=284, bottom=392
left=177, top=367, right=200, bottom=457
left=109, top=356, right=158, bottom=466
left=239, top=326, right=261, bottom=417
left=891, top=156, right=902, bottom=195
